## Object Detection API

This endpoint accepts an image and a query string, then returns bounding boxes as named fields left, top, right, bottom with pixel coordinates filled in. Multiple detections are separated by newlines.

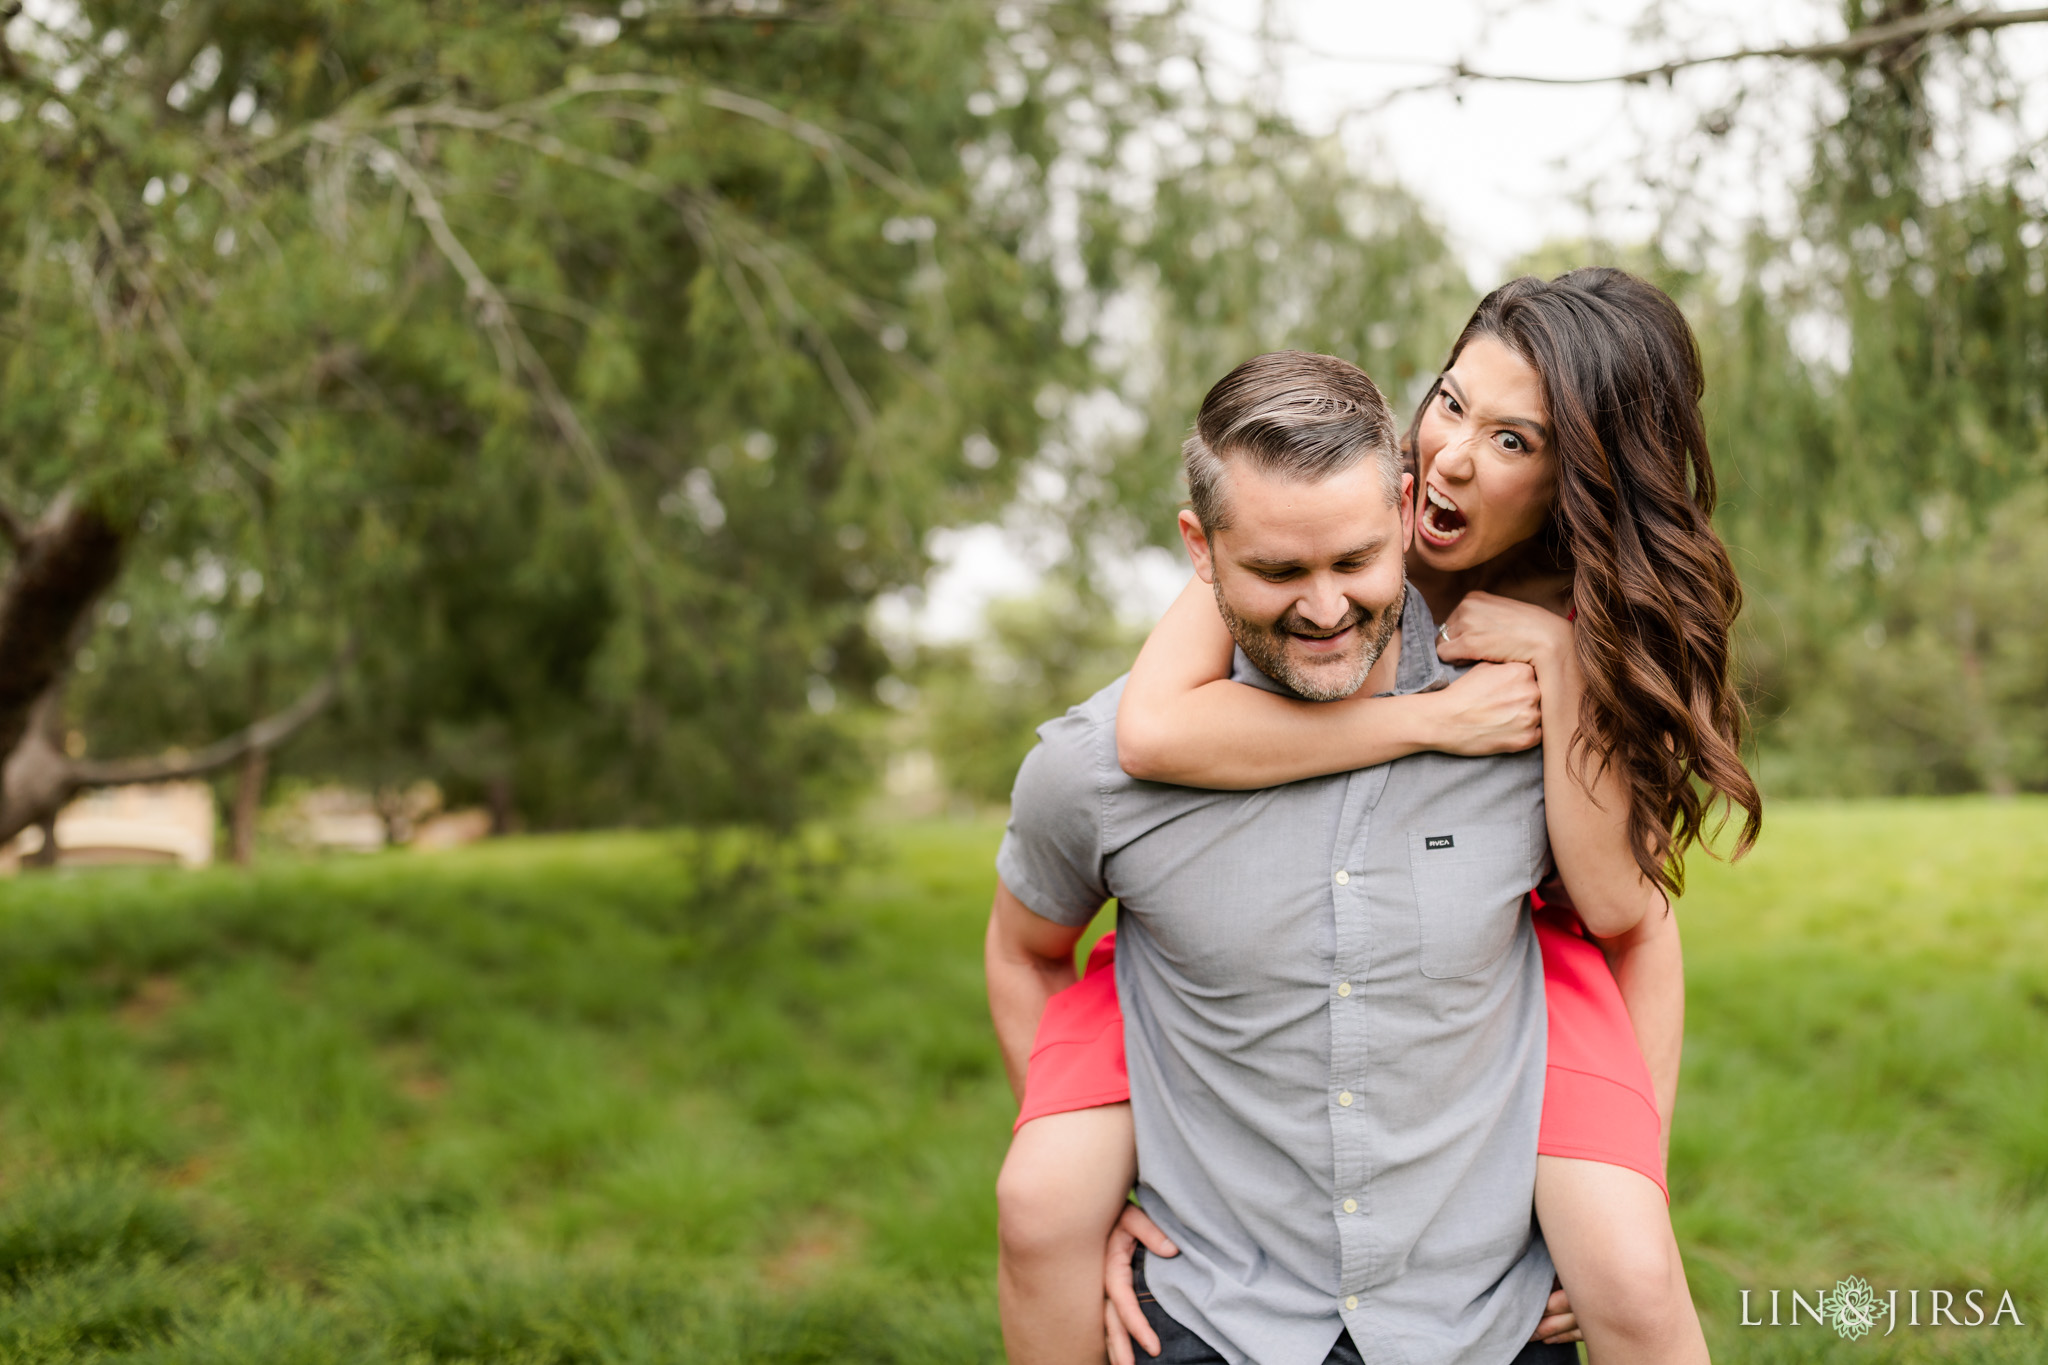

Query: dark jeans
left=1130, top=1251, right=1580, bottom=1364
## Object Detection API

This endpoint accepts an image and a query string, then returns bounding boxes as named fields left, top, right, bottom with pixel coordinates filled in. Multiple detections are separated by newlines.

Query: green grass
left=0, top=826, right=1015, bottom=1363
left=1675, top=798, right=2048, bottom=1361
left=0, top=802, right=2039, bottom=1361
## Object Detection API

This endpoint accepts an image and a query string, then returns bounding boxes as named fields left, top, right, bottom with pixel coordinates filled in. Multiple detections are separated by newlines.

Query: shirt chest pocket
left=1408, top=822, right=1534, bottom=979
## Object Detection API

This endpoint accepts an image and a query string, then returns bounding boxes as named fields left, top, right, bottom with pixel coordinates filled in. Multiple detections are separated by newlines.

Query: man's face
left=1178, top=458, right=1415, bottom=701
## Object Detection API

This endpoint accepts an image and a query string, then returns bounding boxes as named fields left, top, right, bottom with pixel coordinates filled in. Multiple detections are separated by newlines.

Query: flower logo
left=1821, top=1275, right=1884, bottom=1341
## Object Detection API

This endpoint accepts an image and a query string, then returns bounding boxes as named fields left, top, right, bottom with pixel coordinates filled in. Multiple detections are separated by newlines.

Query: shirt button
left=1333, top=869, right=1350, bottom=885
left=1343, top=1198, right=1357, bottom=1213
left=1338, top=1091, right=1353, bottom=1107
left=1345, top=1295, right=1359, bottom=1311
left=1336, top=982, right=1351, bottom=997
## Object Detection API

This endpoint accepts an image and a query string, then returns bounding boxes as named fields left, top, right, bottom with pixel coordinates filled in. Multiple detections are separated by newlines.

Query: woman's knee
left=997, top=1155, right=1101, bottom=1263
left=996, top=1108, right=1134, bottom=1265
left=1572, top=1234, right=1692, bottom=1341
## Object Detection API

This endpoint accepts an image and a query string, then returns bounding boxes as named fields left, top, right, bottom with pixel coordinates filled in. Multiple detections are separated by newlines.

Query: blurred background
left=0, top=1, right=2042, bottom=1361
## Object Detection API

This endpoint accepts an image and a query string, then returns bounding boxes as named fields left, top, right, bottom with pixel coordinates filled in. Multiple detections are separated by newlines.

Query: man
left=986, top=351, right=1573, bottom=1363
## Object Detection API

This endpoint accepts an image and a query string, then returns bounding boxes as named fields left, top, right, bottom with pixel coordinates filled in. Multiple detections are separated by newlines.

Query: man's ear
left=1398, top=472, right=1415, bottom=551
left=1178, top=509, right=1217, bottom=584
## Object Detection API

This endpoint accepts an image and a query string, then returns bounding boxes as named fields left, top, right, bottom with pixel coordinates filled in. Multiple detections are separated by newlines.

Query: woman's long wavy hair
left=1412, top=268, right=1762, bottom=895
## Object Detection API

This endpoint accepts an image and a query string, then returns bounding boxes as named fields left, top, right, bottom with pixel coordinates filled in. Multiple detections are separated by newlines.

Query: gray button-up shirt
left=997, top=583, right=1554, bottom=1365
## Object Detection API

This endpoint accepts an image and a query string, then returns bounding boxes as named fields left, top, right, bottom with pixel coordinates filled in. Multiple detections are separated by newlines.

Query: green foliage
left=1, top=0, right=1215, bottom=825
left=10, top=0, right=2037, bottom=817
left=1642, top=8, right=2048, bottom=797
left=913, top=584, right=1143, bottom=805
left=1745, top=489, right=2048, bottom=796
left=1073, top=125, right=1473, bottom=552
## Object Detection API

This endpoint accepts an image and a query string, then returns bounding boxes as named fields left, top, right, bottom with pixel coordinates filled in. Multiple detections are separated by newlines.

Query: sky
left=1191, top=0, right=2048, bottom=276
left=893, top=0, right=2048, bottom=644
left=1186, top=0, right=1790, bottom=278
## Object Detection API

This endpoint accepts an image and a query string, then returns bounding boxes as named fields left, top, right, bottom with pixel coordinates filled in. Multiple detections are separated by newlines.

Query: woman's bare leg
left=1536, top=1155, right=1709, bottom=1364
left=998, top=1104, right=1138, bottom=1365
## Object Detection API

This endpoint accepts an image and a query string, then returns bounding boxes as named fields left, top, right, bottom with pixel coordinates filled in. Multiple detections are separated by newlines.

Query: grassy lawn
left=0, top=802, right=2039, bottom=1361
left=1674, top=798, right=2048, bottom=1361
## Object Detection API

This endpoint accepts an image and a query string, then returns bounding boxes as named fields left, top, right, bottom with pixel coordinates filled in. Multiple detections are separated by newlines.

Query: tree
left=1690, top=2, right=2048, bottom=793
left=0, top=0, right=1215, bottom=843
left=912, top=580, right=1142, bottom=806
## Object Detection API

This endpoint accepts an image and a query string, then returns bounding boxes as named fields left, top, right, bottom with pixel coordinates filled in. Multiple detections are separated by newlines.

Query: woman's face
left=1411, top=333, right=1558, bottom=572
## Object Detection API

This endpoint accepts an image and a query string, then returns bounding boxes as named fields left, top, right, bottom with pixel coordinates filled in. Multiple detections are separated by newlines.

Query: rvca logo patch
left=1424, top=835, right=1455, bottom=851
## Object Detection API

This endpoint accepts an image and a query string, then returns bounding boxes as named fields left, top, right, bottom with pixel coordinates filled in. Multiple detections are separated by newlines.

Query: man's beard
left=1215, top=584, right=1403, bottom=702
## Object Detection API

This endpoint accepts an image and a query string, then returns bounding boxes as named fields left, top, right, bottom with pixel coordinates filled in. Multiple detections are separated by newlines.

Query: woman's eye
left=1498, top=432, right=1523, bottom=452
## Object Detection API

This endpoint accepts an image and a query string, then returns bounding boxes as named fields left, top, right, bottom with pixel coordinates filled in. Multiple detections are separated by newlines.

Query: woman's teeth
left=1422, top=485, right=1467, bottom=540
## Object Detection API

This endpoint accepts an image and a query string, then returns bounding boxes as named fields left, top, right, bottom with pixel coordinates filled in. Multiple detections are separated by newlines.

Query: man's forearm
left=1595, top=902, right=1685, bottom=1153
left=985, top=909, right=1082, bottom=1100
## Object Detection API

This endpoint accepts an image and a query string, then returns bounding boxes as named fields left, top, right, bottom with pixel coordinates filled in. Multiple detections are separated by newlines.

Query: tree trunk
left=1956, top=604, right=2013, bottom=797
left=231, top=746, right=268, bottom=865
left=486, top=775, right=515, bottom=836
left=0, top=492, right=347, bottom=845
left=0, top=497, right=125, bottom=771
left=233, top=634, right=272, bottom=867
left=24, top=813, right=57, bottom=869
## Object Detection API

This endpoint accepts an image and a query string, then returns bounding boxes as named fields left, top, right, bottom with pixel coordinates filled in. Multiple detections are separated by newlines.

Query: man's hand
left=1421, top=661, right=1542, bottom=756
left=1100, top=1216, right=1583, bottom=1355
left=1103, top=1203, right=1179, bottom=1365
left=1531, top=1279, right=1584, bottom=1344
left=1434, top=591, right=1572, bottom=674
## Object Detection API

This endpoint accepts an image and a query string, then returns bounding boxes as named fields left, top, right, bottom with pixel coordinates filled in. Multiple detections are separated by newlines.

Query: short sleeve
left=995, top=712, right=1110, bottom=927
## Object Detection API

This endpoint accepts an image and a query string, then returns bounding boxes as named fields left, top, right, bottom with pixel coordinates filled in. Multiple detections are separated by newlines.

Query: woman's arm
left=1594, top=900, right=1685, bottom=1155
left=1116, top=578, right=1543, bottom=789
left=1437, top=592, right=1658, bottom=939
left=1444, top=593, right=1685, bottom=1150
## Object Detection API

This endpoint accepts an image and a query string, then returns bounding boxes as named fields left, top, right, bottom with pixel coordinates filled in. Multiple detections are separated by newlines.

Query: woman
left=995, top=268, right=1761, bottom=1364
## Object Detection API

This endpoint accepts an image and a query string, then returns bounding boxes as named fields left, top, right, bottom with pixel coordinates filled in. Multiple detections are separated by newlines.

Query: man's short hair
left=1182, top=350, right=1403, bottom=531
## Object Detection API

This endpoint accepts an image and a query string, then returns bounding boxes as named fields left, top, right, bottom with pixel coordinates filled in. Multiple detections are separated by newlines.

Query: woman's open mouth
left=1419, top=483, right=1468, bottom=546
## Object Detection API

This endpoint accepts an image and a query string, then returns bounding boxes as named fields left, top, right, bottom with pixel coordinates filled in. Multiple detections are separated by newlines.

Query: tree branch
left=216, top=344, right=364, bottom=424
left=70, top=644, right=354, bottom=788
left=331, top=131, right=657, bottom=571
left=0, top=2, right=23, bottom=83
left=1346, top=6, right=2048, bottom=107
left=149, top=0, right=224, bottom=113
left=350, top=111, right=903, bottom=501
left=508, top=75, right=925, bottom=202
left=316, top=81, right=925, bottom=435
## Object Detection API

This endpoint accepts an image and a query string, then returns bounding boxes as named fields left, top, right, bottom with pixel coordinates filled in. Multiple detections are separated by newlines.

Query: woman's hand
left=1115, top=576, right=1446, bottom=789
left=1420, top=662, right=1543, bottom=756
left=1433, top=590, right=1572, bottom=674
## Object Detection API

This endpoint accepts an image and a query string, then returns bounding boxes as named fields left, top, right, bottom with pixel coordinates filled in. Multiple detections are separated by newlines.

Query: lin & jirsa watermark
left=1740, top=1276, right=2026, bottom=1340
